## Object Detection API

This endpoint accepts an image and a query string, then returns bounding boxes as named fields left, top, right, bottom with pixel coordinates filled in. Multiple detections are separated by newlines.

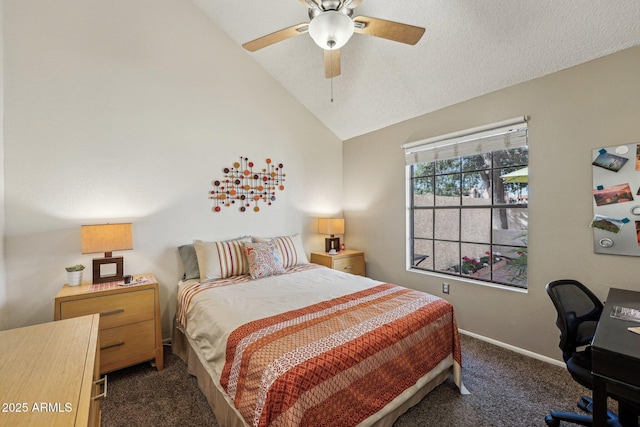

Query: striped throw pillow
left=254, top=234, right=309, bottom=269
left=193, top=237, right=251, bottom=280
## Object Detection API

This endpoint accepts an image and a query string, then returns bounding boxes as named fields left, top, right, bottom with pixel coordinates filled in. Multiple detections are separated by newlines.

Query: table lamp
left=81, top=223, right=133, bottom=284
left=318, top=218, right=344, bottom=254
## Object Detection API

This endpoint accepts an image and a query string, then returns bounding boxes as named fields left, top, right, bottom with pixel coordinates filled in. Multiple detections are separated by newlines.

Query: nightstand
left=54, top=273, right=163, bottom=375
left=310, top=250, right=366, bottom=276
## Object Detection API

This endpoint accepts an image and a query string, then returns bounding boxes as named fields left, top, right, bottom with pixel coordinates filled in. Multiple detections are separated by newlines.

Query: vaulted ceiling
left=191, top=0, right=640, bottom=140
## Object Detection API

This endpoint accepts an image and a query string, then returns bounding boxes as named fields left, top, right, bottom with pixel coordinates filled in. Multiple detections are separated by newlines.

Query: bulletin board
left=591, top=143, right=640, bottom=256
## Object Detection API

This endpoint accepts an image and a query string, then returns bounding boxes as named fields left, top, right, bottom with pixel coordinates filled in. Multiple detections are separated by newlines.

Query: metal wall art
left=210, top=157, right=285, bottom=212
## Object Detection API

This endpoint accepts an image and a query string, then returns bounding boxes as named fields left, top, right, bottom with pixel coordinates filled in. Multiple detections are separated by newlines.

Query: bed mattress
left=174, top=264, right=464, bottom=427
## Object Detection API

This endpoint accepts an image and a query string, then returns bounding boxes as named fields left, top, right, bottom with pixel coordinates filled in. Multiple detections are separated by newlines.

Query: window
left=404, top=118, right=528, bottom=288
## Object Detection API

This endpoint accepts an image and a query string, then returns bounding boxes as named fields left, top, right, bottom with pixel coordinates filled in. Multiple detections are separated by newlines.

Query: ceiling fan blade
left=324, top=49, right=341, bottom=78
left=298, top=0, right=321, bottom=9
left=343, top=0, right=365, bottom=8
left=353, top=16, right=425, bottom=45
left=242, top=23, right=309, bottom=52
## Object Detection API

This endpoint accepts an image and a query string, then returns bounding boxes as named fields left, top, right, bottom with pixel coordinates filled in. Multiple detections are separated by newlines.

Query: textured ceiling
left=191, top=0, right=640, bottom=140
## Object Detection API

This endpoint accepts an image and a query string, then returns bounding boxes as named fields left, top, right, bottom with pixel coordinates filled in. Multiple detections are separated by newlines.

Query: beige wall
left=0, top=1, right=7, bottom=330
left=1, top=0, right=343, bottom=333
left=343, top=46, right=640, bottom=360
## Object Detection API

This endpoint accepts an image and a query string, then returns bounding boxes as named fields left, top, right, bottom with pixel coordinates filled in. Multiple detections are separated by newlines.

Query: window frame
left=403, top=118, right=529, bottom=290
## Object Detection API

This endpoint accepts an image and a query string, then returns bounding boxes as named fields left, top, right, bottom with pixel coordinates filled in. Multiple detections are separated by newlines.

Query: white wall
left=0, top=1, right=7, bottom=331
left=343, top=46, right=640, bottom=361
left=2, top=0, right=343, bottom=334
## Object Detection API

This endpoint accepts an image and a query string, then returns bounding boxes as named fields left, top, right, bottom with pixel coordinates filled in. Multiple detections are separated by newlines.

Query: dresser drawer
left=59, top=289, right=155, bottom=329
left=100, top=319, right=156, bottom=365
left=333, top=255, right=365, bottom=276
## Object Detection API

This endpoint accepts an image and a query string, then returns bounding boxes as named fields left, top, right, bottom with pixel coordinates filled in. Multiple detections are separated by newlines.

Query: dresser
left=0, top=314, right=102, bottom=427
left=310, top=250, right=366, bottom=276
left=54, top=274, right=163, bottom=375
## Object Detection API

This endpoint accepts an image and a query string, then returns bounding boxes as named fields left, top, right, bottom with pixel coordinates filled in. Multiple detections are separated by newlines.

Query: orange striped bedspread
left=218, top=282, right=462, bottom=427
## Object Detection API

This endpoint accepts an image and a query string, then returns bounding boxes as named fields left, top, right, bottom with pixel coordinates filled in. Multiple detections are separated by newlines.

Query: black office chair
left=545, top=279, right=618, bottom=427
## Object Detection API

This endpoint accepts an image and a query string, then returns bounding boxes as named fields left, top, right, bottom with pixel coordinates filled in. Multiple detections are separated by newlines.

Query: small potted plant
left=65, top=264, right=86, bottom=286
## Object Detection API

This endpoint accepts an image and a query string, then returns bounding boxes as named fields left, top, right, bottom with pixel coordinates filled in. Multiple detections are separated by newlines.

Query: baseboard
left=459, top=329, right=565, bottom=368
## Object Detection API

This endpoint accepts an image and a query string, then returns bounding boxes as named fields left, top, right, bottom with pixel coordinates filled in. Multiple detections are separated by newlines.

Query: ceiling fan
left=242, top=0, right=426, bottom=78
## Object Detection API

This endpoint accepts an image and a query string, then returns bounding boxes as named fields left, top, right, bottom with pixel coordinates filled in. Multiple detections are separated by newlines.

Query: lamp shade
left=81, top=223, right=133, bottom=254
left=318, top=218, right=345, bottom=236
left=308, top=11, right=354, bottom=50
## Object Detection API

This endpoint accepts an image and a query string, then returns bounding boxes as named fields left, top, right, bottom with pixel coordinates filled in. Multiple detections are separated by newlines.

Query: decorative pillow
left=178, top=244, right=200, bottom=281
left=253, top=234, right=309, bottom=269
left=193, top=236, right=252, bottom=281
left=244, top=241, right=286, bottom=279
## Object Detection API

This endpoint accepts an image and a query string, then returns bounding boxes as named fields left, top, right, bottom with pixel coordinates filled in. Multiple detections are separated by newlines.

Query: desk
left=592, top=288, right=640, bottom=427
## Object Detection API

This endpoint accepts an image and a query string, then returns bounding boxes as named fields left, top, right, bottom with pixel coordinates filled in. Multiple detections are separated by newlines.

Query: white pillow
left=252, top=234, right=309, bottom=269
left=193, top=236, right=252, bottom=280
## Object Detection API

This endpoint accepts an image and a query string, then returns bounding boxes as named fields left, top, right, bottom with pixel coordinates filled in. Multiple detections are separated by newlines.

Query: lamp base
left=324, top=237, right=340, bottom=253
left=92, top=256, right=124, bottom=284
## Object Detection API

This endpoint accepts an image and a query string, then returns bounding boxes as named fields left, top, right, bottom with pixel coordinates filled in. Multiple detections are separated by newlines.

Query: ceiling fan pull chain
left=328, top=41, right=335, bottom=102
left=330, top=49, right=334, bottom=102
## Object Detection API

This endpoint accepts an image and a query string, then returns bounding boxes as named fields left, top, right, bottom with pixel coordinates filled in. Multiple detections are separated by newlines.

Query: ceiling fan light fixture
left=308, top=11, right=354, bottom=50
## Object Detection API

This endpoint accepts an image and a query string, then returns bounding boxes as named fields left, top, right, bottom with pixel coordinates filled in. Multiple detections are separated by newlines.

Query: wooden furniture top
left=0, top=314, right=100, bottom=426
left=310, top=249, right=364, bottom=258
left=55, top=273, right=158, bottom=300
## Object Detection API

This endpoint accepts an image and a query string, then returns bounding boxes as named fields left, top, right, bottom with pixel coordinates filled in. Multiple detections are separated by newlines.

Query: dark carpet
left=101, top=334, right=601, bottom=426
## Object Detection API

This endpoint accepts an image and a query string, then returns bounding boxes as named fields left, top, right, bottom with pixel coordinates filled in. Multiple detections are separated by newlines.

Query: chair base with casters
left=544, top=395, right=619, bottom=426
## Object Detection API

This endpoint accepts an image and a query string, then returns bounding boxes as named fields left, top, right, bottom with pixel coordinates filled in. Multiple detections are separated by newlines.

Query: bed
left=172, top=235, right=465, bottom=427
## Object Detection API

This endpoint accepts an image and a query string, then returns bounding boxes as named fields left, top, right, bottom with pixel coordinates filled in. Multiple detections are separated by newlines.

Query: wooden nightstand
left=310, top=250, right=366, bottom=276
left=54, top=273, right=163, bottom=375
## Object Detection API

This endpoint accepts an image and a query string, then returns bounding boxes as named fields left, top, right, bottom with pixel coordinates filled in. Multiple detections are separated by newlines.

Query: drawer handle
left=93, top=376, right=107, bottom=401
left=101, top=342, right=125, bottom=350
left=100, top=309, right=124, bottom=317
left=344, top=265, right=353, bottom=270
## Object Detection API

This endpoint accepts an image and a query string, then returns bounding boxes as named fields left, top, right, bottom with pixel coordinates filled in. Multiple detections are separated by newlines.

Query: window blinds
left=402, top=117, right=528, bottom=165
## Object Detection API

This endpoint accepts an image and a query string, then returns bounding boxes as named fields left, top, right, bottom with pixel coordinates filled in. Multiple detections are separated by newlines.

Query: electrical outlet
left=442, top=283, right=450, bottom=294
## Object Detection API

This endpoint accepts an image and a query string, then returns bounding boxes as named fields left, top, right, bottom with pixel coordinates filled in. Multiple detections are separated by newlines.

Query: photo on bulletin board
left=592, top=151, right=629, bottom=172
left=636, top=221, right=640, bottom=246
left=592, top=183, right=635, bottom=206
left=590, top=214, right=626, bottom=234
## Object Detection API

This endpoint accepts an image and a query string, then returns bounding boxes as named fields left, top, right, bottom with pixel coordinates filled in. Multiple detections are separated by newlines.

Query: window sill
left=407, top=267, right=528, bottom=293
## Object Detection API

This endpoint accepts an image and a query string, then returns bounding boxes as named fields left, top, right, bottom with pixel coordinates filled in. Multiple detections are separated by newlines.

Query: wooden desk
left=0, top=315, right=102, bottom=426
left=592, top=288, right=640, bottom=427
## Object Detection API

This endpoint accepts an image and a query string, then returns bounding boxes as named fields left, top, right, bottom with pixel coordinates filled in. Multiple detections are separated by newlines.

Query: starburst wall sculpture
left=209, top=157, right=285, bottom=212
